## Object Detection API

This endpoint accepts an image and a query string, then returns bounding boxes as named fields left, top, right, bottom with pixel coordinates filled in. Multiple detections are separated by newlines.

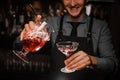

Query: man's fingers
left=65, top=51, right=83, bottom=65
left=66, top=57, right=90, bottom=70
left=28, top=21, right=36, bottom=30
left=34, top=15, right=41, bottom=25
left=20, top=22, right=33, bottom=41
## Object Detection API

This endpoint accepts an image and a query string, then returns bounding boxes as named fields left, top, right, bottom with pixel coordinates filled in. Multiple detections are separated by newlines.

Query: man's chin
left=69, top=13, right=80, bottom=18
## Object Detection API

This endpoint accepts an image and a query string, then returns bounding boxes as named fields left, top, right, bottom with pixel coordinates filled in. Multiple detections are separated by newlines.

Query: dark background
left=0, top=0, right=120, bottom=80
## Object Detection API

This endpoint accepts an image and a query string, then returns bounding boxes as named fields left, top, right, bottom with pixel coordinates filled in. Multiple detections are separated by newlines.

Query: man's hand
left=64, top=50, right=97, bottom=71
left=20, top=15, right=42, bottom=41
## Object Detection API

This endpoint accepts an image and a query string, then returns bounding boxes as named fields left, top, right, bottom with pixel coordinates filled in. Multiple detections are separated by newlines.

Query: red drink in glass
left=22, top=37, right=46, bottom=52
left=12, top=21, right=49, bottom=63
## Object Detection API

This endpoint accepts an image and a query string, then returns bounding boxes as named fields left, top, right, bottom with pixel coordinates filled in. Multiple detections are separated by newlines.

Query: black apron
left=49, top=16, right=97, bottom=80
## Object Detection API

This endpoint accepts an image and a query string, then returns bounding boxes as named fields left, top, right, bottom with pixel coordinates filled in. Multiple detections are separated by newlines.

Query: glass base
left=13, top=50, right=29, bottom=63
left=60, top=67, right=75, bottom=73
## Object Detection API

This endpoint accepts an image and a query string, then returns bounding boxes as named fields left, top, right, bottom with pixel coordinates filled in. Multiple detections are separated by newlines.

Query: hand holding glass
left=13, top=21, right=50, bottom=63
left=56, top=41, right=79, bottom=73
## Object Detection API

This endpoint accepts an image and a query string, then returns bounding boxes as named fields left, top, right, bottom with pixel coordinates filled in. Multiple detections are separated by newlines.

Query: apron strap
left=87, top=16, right=93, bottom=43
left=58, top=15, right=64, bottom=38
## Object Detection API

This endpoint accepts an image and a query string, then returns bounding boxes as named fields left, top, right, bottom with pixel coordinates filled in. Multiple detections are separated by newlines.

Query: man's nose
left=70, top=0, right=76, bottom=6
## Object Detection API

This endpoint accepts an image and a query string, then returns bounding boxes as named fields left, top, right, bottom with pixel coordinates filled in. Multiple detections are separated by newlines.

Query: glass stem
left=65, top=52, right=69, bottom=57
left=22, top=48, right=29, bottom=55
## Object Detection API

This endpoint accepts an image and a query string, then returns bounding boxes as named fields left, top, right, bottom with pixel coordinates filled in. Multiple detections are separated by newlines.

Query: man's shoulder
left=93, top=18, right=108, bottom=26
left=92, top=17, right=109, bottom=35
left=47, top=16, right=62, bottom=28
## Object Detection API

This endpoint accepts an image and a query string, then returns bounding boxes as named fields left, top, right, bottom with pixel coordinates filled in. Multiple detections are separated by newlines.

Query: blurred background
left=0, top=0, right=120, bottom=80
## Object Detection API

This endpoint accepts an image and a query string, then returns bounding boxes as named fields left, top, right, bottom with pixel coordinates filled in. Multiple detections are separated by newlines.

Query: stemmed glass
left=56, top=41, right=79, bottom=73
left=13, top=21, right=49, bottom=63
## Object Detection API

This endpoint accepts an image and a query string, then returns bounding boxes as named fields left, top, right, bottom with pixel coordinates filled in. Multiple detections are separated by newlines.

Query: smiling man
left=14, top=0, right=118, bottom=80
left=63, top=0, right=86, bottom=18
